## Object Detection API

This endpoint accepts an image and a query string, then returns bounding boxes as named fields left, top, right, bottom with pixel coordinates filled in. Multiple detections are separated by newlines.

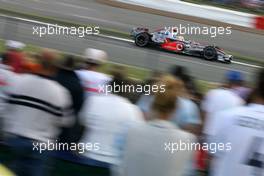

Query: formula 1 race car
left=131, top=27, right=233, bottom=63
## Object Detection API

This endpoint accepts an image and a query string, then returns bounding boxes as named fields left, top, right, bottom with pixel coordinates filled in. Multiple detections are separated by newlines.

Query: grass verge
left=0, top=39, right=149, bottom=80
left=228, top=51, right=264, bottom=66
left=0, top=39, right=216, bottom=93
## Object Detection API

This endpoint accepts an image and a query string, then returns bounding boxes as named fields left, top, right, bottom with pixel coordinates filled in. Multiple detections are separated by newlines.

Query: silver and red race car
left=131, top=27, right=233, bottom=63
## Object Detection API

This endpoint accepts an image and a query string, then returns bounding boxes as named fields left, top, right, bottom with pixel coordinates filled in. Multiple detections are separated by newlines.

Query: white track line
left=0, top=14, right=262, bottom=69
left=232, top=61, right=262, bottom=68
left=98, top=34, right=134, bottom=43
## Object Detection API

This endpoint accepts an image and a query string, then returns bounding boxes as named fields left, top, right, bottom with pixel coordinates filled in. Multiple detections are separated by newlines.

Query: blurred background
left=0, top=0, right=263, bottom=176
left=184, top=0, right=264, bottom=14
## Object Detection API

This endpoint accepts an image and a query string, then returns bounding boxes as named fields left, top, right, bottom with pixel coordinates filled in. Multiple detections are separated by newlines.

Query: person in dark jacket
left=55, top=55, right=85, bottom=143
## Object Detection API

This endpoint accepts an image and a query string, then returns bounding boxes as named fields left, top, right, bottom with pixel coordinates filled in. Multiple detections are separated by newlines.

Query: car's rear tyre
left=176, top=43, right=185, bottom=51
left=203, top=46, right=217, bottom=61
left=135, top=32, right=150, bottom=47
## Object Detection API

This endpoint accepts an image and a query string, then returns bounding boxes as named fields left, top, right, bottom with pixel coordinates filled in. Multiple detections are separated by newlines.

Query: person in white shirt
left=0, top=54, right=17, bottom=108
left=202, top=70, right=245, bottom=136
left=0, top=54, right=17, bottom=140
left=3, top=49, right=74, bottom=176
left=118, top=75, right=196, bottom=176
left=208, top=69, right=264, bottom=176
left=76, top=48, right=112, bottom=97
left=200, top=72, right=245, bottom=173
left=79, top=72, right=144, bottom=174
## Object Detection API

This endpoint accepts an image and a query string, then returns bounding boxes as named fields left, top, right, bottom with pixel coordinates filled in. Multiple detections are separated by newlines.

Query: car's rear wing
left=130, top=27, right=149, bottom=38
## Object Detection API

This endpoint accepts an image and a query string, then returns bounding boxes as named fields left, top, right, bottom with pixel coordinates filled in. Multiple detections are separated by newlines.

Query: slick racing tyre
left=176, top=43, right=184, bottom=51
left=203, top=46, right=217, bottom=61
left=135, top=32, right=150, bottom=47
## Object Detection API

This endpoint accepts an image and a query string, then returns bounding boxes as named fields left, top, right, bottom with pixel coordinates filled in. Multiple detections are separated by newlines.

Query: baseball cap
left=225, top=70, right=244, bottom=82
left=83, top=48, right=108, bottom=65
left=5, top=40, right=25, bottom=50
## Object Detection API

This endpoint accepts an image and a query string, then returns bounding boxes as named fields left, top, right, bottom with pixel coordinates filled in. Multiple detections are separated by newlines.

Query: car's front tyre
left=203, top=46, right=217, bottom=61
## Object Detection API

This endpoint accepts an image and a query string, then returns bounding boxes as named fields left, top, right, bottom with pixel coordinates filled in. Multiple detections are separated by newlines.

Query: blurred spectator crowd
left=215, top=0, right=263, bottom=6
left=0, top=40, right=263, bottom=176
left=192, top=0, right=264, bottom=14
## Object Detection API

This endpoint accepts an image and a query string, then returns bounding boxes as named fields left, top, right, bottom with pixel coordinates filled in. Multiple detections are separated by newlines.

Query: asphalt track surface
left=0, top=16, right=259, bottom=83
left=0, top=0, right=264, bottom=60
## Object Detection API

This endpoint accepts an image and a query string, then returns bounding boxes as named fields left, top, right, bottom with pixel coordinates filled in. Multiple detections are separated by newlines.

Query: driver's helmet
left=177, top=36, right=185, bottom=41
left=172, top=28, right=178, bottom=33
